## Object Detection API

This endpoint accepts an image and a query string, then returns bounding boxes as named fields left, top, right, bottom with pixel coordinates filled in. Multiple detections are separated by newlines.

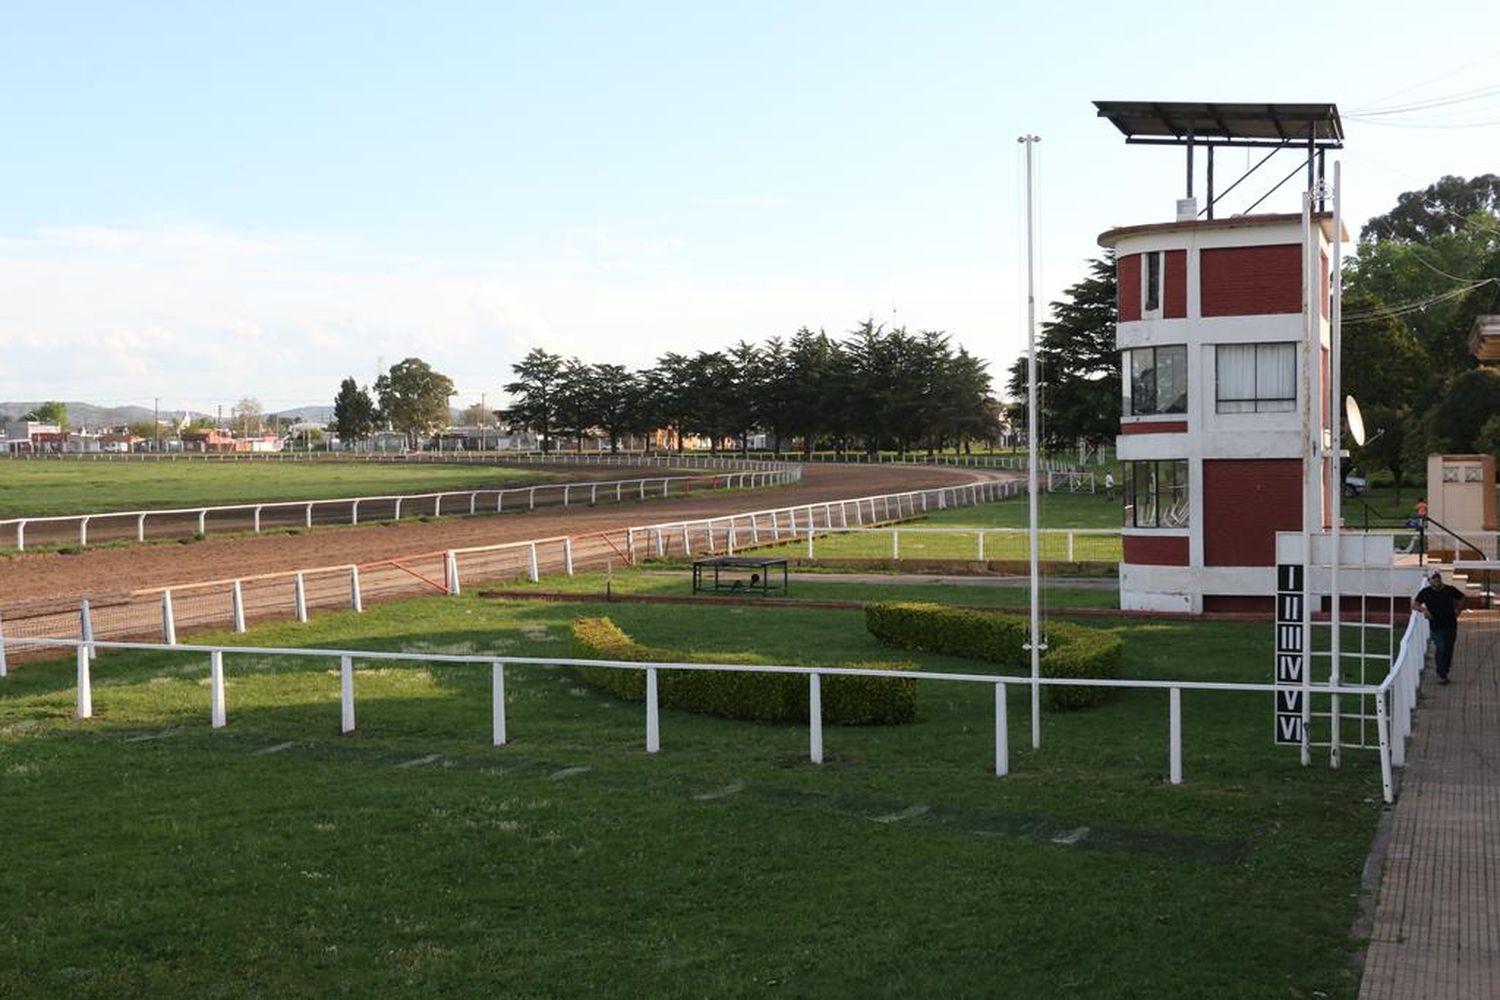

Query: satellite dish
left=1345, top=395, right=1367, bottom=447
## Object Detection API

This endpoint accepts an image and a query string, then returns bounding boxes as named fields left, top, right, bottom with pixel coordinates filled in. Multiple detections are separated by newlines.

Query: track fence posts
left=492, top=661, right=507, bottom=746
left=340, top=655, right=355, bottom=733
left=79, top=517, right=90, bottom=546
left=528, top=543, right=540, bottom=582
left=977, top=530, right=986, bottom=562
left=0, top=609, right=7, bottom=677
left=349, top=566, right=363, bottom=613
left=807, top=527, right=814, bottom=558
left=80, top=598, right=97, bottom=661
left=446, top=551, right=462, bottom=594
left=892, top=530, right=899, bottom=560
left=162, top=590, right=178, bottom=645
left=232, top=580, right=247, bottom=632
left=305, top=503, right=314, bottom=528
left=210, top=650, right=226, bottom=728
left=645, top=667, right=660, bottom=753
left=1168, top=687, right=1183, bottom=785
left=294, top=573, right=308, bottom=622
left=563, top=538, right=574, bottom=576
left=994, top=683, right=1009, bottom=776
left=809, top=673, right=824, bottom=764
left=199, top=511, right=208, bottom=535
left=253, top=506, right=263, bottom=533
left=627, top=528, right=636, bottom=563
left=137, top=513, right=147, bottom=542
left=75, top=644, right=92, bottom=719
left=1375, top=692, right=1394, bottom=804
left=352, top=500, right=360, bottom=525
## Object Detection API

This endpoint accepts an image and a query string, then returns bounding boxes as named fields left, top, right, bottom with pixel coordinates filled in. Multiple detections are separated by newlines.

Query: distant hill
left=271, top=405, right=333, bottom=424
left=0, top=401, right=205, bottom=429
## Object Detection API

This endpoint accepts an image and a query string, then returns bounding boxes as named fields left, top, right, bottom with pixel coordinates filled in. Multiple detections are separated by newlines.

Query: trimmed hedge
left=864, top=602, right=1122, bottom=711
left=570, top=617, right=917, bottom=725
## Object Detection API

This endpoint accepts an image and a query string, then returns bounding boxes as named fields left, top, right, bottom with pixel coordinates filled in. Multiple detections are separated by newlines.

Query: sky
left=1, top=1, right=1497, bottom=418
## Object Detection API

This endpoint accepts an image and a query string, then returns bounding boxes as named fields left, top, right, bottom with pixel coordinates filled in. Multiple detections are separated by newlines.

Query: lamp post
left=1018, top=132, right=1042, bottom=751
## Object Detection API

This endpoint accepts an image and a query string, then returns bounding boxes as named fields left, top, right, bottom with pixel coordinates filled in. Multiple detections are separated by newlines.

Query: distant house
left=181, top=428, right=238, bottom=453
left=1, top=420, right=63, bottom=453
left=100, top=432, right=140, bottom=453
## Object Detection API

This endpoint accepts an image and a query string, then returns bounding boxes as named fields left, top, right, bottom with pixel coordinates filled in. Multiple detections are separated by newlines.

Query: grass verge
left=0, top=592, right=1380, bottom=998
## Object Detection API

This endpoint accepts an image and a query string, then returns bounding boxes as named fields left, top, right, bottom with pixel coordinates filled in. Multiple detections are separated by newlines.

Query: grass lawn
left=1, top=590, right=1382, bottom=997
left=0, top=463, right=550, bottom=517
left=741, top=493, right=1125, bottom=563
left=505, top=568, right=1121, bottom=610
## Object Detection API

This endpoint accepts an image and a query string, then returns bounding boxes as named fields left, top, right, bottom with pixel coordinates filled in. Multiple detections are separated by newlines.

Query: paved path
left=1360, top=609, right=1500, bottom=999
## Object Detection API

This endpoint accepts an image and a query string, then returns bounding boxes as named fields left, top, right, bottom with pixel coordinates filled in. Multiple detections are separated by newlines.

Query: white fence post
left=210, top=649, right=226, bottom=728
left=198, top=510, right=207, bottom=535
left=349, top=566, right=363, bottom=612
left=994, top=682, right=1008, bottom=776
left=253, top=505, right=263, bottom=533
left=80, top=598, right=96, bottom=661
left=0, top=608, right=7, bottom=677
left=978, top=530, right=986, bottom=562
left=1169, top=687, right=1183, bottom=785
left=137, top=513, right=147, bottom=542
left=232, top=580, right=247, bottom=632
left=528, top=543, right=540, bottom=582
left=79, top=517, right=89, bottom=546
left=807, top=527, right=814, bottom=559
left=809, top=673, right=824, bottom=764
left=162, top=589, right=177, bottom=645
left=1375, top=692, right=1394, bottom=804
left=76, top=644, right=92, bottom=719
left=492, top=661, right=507, bottom=746
left=305, top=503, right=314, bottom=528
left=294, top=573, right=308, bottom=622
left=627, top=528, right=636, bottom=563
left=892, top=530, right=899, bottom=560
left=1067, top=531, right=1075, bottom=562
left=564, top=537, right=574, bottom=576
left=645, top=667, right=660, bottom=753
left=446, top=550, right=461, bottom=595
left=340, top=655, right=355, bottom=733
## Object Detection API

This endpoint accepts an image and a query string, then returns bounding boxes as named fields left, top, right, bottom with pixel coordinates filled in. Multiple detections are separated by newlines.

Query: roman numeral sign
left=1274, top=562, right=1306, bottom=746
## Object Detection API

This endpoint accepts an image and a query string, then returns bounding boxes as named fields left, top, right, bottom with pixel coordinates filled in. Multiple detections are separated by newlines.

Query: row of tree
left=1013, top=173, right=1500, bottom=490
left=500, top=323, right=1000, bottom=455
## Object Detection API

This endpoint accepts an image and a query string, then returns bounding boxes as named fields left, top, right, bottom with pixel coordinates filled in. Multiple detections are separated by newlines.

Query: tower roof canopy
left=1094, top=101, right=1343, bottom=149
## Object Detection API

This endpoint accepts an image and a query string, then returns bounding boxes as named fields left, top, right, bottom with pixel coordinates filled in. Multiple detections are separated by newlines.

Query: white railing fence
left=0, top=476, right=1016, bottom=659
left=0, top=627, right=1422, bottom=800
left=0, top=466, right=801, bottom=551
left=726, top=524, right=1122, bottom=563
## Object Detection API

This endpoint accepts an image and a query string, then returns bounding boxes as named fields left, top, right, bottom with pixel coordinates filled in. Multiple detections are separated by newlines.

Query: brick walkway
left=1360, top=609, right=1500, bottom=999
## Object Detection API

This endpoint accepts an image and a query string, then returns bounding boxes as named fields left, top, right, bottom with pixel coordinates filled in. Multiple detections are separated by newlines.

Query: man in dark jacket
left=1413, top=569, right=1466, bottom=684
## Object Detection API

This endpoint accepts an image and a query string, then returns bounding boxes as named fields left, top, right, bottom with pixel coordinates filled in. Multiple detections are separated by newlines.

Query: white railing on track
left=0, top=465, right=801, bottom=551
left=0, top=473, right=1015, bottom=657
left=0, top=615, right=1425, bottom=801
left=718, top=524, right=1122, bottom=563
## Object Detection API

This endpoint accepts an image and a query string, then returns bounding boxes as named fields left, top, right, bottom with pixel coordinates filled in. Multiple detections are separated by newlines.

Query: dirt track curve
left=0, top=463, right=1001, bottom=608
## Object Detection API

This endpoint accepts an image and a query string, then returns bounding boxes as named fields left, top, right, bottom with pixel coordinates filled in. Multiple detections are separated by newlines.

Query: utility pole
left=480, top=392, right=488, bottom=452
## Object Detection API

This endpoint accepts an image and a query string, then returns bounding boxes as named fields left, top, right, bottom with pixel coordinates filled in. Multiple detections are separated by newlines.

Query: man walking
left=1413, top=569, right=1466, bottom=684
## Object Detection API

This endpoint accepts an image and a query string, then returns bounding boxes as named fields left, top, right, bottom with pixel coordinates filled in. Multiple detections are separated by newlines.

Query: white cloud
left=0, top=220, right=1019, bottom=410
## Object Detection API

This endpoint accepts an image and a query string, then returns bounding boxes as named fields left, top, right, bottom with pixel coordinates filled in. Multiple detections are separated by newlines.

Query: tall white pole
left=1019, top=133, right=1043, bottom=750
left=1329, top=161, right=1344, bottom=768
left=1300, top=190, right=1315, bottom=768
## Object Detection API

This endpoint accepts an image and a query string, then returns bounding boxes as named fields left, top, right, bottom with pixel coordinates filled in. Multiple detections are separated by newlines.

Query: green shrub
left=570, top=617, right=916, bottom=725
left=864, top=602, right=1122, bottom=711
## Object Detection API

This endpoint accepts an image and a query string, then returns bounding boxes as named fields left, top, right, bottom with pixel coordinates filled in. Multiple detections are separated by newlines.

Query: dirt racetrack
left=0, top=462, right=1002, bottom=609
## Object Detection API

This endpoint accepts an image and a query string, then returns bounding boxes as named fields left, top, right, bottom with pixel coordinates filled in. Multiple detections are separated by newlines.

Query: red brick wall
left=1202, top=458, right=1302, bottom=566
left=1118, top=253, right=1141, bottom=322
left=1119, top=420, right=1188, bottom=435
left=1123, top=534, right=1189, bottom=566
left=1200, top=244, right=1301, bottom=316
left=1164, top=249, right=1187, bottom=318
